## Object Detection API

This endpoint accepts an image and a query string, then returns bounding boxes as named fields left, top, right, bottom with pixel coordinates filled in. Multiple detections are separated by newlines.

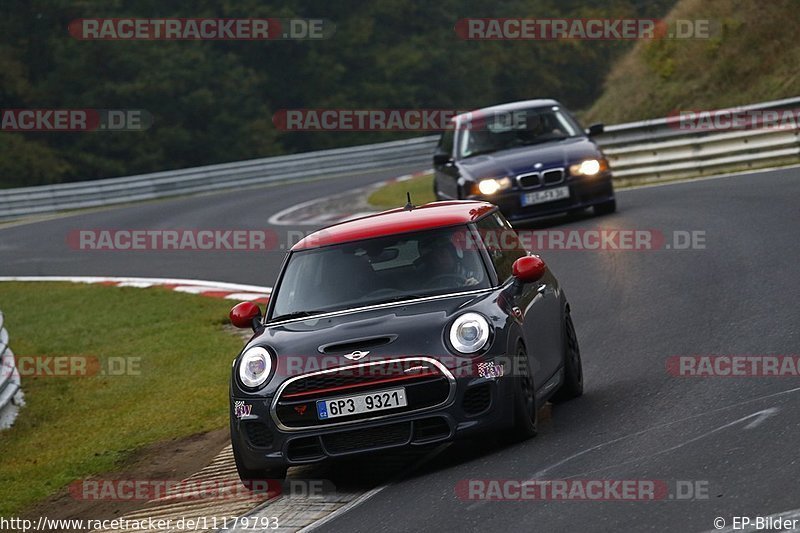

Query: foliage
left=1, top=0, right=674, bottom=187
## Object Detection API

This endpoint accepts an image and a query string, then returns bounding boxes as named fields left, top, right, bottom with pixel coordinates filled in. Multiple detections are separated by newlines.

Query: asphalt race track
left=1, top=165, right=798, bottom=532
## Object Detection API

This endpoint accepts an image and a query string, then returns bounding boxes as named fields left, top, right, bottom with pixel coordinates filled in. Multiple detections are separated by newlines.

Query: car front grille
left=286, top=436, right=325, bottom=462
left=322, top=421, right=412, bottom=455
left=517, top=172, right=541, bottom=188
left=284, top=417, right=452, bottom=460
left=412, top=417, right=451, bottom=442
left=462, top=383, right=492, bottom=415
left=517, top=168, right=565, bottom=188
left=244, top=421, right=274, bottom=448
left=542, top=168, right=565, bottom=185
left=274, top=358, right=454, bottom=429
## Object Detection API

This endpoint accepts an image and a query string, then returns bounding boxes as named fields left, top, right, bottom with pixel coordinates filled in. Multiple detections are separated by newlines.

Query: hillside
left=1, top=0, right=673, bottom=188
left=584, top=0, right=800, bottom=124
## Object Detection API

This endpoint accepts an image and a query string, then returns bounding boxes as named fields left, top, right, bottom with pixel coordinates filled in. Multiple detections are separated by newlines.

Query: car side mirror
left=433, top=152, right=453, bottom=166
left=586, top=123, right=604, bottom=136
left=512, top=255, right=546, bottom=283
left=230, top=301, right=262, bottom=331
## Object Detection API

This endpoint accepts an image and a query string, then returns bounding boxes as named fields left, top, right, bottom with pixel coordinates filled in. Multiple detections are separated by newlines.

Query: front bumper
left=230, top=358, right=515, bottom=471
left=471, top=173, right=615, bottom=222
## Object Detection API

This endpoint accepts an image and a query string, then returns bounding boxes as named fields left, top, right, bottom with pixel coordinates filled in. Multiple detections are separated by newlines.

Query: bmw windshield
left=457, top=105, right=583, bottom=159
left=270, top=226, right=491, bottom=321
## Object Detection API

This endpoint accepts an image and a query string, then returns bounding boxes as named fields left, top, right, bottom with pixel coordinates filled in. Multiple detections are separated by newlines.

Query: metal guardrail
left=0, top=311, right=24, bottom=429
left=1, top=96, right=798, bottom=220
left=595, top=96, right=800, bottom=183
left=0, top=136, right=439, bottom=220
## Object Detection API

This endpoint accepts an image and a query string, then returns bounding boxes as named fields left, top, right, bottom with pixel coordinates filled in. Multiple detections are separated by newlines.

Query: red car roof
left=291, top=201, right=496, bottom=251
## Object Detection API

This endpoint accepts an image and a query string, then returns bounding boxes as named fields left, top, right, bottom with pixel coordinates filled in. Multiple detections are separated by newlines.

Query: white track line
left=0, top=276, right=272, bottom=303
left=0, top=276, right=271, bottom=293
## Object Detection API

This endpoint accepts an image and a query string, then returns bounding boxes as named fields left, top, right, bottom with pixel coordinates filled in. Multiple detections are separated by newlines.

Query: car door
left=477, top=213, right=562, bottom=385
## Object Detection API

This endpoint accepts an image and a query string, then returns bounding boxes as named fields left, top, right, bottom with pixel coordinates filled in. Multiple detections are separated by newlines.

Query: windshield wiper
left=515, top=136, right=569, bottom=147
left=375, top=294, right=430, bottom=304
left=463, top=147, right=502, bottom=158
left=270, top=310, right=317, bottom=322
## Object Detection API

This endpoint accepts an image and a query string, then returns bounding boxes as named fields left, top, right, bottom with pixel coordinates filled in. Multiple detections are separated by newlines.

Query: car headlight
left=473, top=177, right=512, bottom=195
left=449, top=312, right=491, bottom=354
left=569, top=158, right=609, bottom=177
left=238, top=346, right=273, bottom=389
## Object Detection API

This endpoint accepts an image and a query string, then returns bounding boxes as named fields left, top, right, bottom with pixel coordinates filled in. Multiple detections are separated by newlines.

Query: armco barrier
left=1, top=96, right=799, bottom=220
left=0, top=311, right=24, bottom=429
left=596, top=95, right=800, bottom=183
left=0, top=136, right=439, bottom=220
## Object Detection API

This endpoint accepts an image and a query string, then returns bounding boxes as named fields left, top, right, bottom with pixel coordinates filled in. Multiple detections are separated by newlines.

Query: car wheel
left=551, top=310, right=583, bottom=403
left=232, top=425, right=287, bottom=489
left=593, top=199, right=616, bottom=215
left=507, top=344, right=538, bottom=440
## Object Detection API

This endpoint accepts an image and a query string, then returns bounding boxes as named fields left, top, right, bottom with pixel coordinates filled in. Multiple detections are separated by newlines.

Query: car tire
left=551, top=310, right=583, bottom=403
left=232, top=424, right=287, bottom=489
left=593, top=199, right=616, bottom=215
left=507, top=344, right=538, bottom=440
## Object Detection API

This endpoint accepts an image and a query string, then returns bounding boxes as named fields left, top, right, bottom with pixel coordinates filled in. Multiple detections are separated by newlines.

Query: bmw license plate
left=316, top=387, right=407, bottom=420
left=521, top=186, right=570, bottom=206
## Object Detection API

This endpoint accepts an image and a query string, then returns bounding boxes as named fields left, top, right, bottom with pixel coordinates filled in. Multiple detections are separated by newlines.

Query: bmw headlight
left=473, top=177, right=512, bottom=195
left=449, top=313, right=491, bottom=354
left=238, top=346, right=273, bottom=389
left=569, top=158, right=609, bottom=177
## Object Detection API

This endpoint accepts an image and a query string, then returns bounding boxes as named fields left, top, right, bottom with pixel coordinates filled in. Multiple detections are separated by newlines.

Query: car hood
left=257, top=291, right=495, bottom=358
left=239, top=291, right=501, bottom=394
left=457, top=136, right=601, bottom=179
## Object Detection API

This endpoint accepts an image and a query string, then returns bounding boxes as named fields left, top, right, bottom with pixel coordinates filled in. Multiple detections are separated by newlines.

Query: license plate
left=521, top=186, right=570, bottom=206
left=316, top=387, right=407, bottom=420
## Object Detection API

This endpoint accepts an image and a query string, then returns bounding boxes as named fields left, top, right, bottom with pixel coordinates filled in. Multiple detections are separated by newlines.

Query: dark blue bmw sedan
left=433, top=99, right=616, bottom=221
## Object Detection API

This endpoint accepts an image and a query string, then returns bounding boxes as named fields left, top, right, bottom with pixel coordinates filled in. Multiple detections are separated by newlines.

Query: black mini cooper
left=433, top=99, right=616, bottom=222
left=228, top=200, right=583, bottom=483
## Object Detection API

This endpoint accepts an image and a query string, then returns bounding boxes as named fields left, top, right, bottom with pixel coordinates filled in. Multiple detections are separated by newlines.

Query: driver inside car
left=417, top=236, right=480, bottom=288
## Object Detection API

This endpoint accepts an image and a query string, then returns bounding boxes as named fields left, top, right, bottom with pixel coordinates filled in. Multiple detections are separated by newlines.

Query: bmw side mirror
left=433, top=153, right=453, bottom=166
left=230, top=301, right=262, bottom=331
left=512, top=256, right=546, bottom=284
left=586, top=123, right=604, bottom=136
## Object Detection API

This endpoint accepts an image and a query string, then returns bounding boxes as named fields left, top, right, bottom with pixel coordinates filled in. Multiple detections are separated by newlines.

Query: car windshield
left=457, top=105, right=582, bottom=159
left=270, top=226, right=491, bottom=320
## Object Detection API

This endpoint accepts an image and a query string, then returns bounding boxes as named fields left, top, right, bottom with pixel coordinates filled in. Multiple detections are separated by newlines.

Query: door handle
left=536, top=284, right=546, bottom=294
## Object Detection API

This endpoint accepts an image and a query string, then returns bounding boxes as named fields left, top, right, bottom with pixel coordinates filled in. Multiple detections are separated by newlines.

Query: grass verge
left=0, top=282, right=245, bottom=516
left=367, top=173, right=435, bottom=209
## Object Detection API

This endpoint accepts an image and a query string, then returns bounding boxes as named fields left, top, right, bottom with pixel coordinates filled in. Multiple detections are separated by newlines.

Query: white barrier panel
left=0, top=311, right=24, bottom=429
